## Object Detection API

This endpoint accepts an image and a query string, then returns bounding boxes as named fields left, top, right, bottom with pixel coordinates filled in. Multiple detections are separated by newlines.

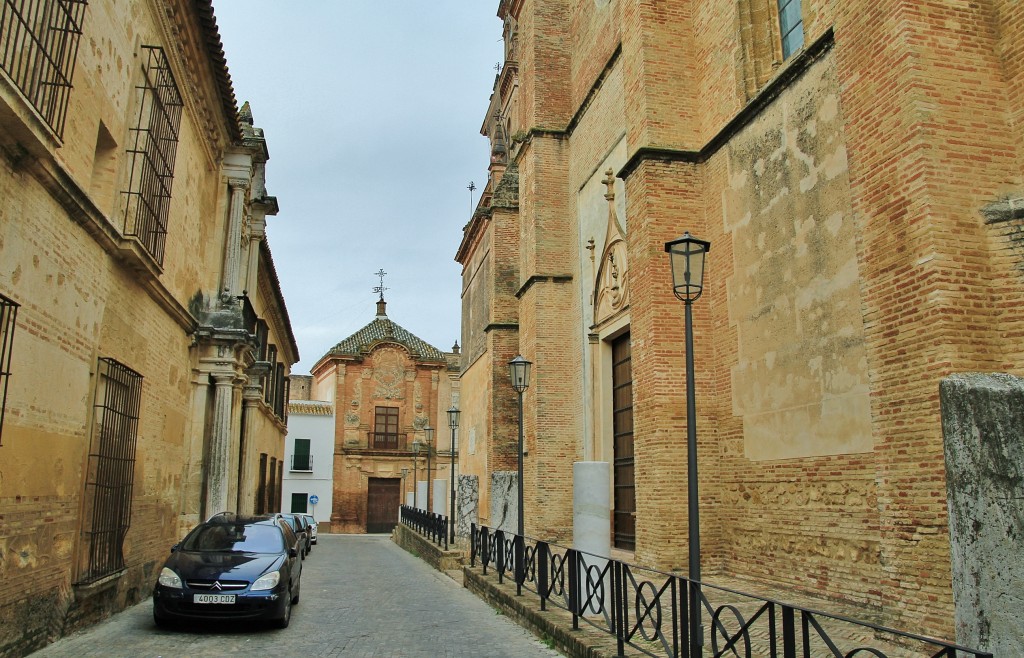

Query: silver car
left=301, top=514, right=318, bottom=544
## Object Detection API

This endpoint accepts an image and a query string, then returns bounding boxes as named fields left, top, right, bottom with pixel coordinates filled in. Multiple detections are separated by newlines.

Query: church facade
left=457, top=0, right=1023, bottom=643
left=308, top=299, right=460, bottom=534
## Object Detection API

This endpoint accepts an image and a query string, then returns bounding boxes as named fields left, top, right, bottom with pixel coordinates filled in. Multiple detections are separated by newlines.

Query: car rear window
left=182, top=524, right=285, bottom=553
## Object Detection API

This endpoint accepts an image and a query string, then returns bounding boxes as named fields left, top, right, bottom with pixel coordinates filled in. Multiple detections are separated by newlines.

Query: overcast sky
left=215, top=3, right=503, bottom=374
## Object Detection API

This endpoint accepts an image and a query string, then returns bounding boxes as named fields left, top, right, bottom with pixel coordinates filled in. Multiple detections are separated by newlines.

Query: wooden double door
left=366, top=477, right=401, bottom=533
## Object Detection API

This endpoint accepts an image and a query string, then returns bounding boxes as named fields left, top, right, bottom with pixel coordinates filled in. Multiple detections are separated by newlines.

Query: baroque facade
left=0, top=1, right=296, bottom=653
left=308, top=298, right=460, bottom=534
left=456, top=0, right=1023, bottom=644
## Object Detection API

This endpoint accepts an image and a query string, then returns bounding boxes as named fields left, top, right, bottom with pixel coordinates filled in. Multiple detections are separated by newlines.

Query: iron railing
left=290, top=452, right=312, bottom=472
left=469, top=524, right=991, bottom=658
left=368, top=431, right=409, bottom=451
left=400, top=505, right=448, bottom=550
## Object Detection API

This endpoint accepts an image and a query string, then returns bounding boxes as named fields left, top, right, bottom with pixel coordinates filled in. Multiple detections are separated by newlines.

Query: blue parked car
left=152, top=513, right=303, bottom=629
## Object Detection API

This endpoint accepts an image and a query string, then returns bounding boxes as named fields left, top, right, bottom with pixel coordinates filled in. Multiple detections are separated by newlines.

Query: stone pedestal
left=490, top=471, right=517, bottom=534
left=457, top=475, right=479, bottom=538
left=432, top=479, right=447, bottom=516
left=574, top=462, right=611, bottom=616
left=416, top=481, right=428, bottom=511
left=941, top=373, right=1024, bottom=657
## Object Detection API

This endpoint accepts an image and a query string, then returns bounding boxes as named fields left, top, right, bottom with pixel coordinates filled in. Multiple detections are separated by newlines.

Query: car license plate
left=193, top=593, right=235, bottom=604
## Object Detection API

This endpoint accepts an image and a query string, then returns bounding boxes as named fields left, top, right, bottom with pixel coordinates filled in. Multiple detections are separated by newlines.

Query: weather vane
left=373, top=269, right=389, bottom=301
left=468, top=181, right=476, bottom=214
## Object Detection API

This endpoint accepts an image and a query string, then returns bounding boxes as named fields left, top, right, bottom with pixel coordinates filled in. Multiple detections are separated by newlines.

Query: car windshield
left=181, top=524, right=284, bottom=553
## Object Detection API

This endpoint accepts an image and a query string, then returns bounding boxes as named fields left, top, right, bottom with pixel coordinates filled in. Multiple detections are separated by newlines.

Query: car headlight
left=251, top=570, right=281, bottom=591
left=158, top=567, right=183, bottom=589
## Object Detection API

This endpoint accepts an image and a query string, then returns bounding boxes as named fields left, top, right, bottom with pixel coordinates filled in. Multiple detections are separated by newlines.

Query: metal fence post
left=496, top=529, right=505, bottom=584
left=538, top=541, right=548, bottom=611
left=567, top=548, right=579, bottom=630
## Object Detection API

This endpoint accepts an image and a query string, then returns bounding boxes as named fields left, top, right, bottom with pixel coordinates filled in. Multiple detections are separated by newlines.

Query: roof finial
left=373, top=269, right=389, bottom=318
left=373, top=269, right=389, bottom=301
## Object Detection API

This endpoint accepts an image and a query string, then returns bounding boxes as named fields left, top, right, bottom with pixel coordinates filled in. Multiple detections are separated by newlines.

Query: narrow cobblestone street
left=30, top=535, right=562, bottom=658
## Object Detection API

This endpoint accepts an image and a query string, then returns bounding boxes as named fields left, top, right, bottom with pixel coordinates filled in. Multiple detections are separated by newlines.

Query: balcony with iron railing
left=289, top=453, right=312, bottom=472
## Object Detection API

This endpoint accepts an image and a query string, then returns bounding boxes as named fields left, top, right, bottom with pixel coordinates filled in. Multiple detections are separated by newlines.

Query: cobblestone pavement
left=31, top=534, right=563, bottom=658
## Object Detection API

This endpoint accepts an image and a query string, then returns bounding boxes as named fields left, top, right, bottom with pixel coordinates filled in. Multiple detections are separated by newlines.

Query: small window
left=0, top=293, right=19, bottom=445
left=777, top=0, right=804, bottom=60
left=291, top=438, right=311, bottom=471
left=122, top=45, right=183, bottom=265
left=77, top=358, right=143, bottom=583
left=0, top=0, right=87, bottom=137
left=290, top=492, right=308, bottom=514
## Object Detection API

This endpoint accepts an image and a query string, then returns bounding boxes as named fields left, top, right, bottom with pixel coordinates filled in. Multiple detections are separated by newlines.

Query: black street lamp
left=411, top=439, right=422, bottom=509
left=508, top=354, right=531, bottom=594
left=423, top=425, right=434, bottom=512
left=665, top=231, right=710, bottom=656
left=447, top=405, right=460, bottom=543
left=401, top=467, right=409, bottom=506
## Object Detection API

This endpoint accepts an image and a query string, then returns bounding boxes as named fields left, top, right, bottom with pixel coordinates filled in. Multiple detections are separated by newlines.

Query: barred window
left=256, top=453, right=267, bottom=514
left=0, top=293, right=19, bottom=445
left=78, top=358, right=142, bottom=583
left=264, top=344, right=277, bottom=405
left=122, top=45, right=182, bottom=266
left=777, top=0, right=803, bottom=60
left=0, top=0, right=87, bottom=137
left=274, top=362, right=285, bottom=419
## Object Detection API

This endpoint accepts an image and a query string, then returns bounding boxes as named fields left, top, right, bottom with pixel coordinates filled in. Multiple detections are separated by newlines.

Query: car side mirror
left=289, top=547, right=298, bottom=558
left=170, top=544, right=179, bottom=553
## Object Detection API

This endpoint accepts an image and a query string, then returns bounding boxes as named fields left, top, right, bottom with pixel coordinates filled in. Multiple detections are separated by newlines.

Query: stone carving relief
left=371, top=346, right=406, bottom=399
left=594, top=169, right=629, bottom=326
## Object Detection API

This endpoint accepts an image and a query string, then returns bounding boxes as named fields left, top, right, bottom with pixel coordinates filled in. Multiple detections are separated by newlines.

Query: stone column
left=237, top=383, right=263, bottom=514
left=204, top=372, right=236, bottom=518
left=244, top=215, right=266, bottom=296
left=221, top=178, right=248, bottom=300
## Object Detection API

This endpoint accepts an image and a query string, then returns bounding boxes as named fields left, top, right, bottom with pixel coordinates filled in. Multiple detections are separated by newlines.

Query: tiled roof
left=325, top=316, right=446, bottom=362
left=288, top=400, right=333, bottom=416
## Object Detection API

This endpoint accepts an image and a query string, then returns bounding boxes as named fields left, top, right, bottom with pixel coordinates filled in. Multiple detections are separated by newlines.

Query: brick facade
left=458, top=0, right=1024, bottom=641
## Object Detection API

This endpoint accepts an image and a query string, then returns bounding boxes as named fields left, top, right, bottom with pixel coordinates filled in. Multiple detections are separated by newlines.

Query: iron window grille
left=256, top=453, right=267, bottom=514
left=78, top=357, right=142, bottom=584
left=0, top=0, right=87, bottom=138
left=274, top=362, right=285, bottom=419
left=122, top=45, right=182, bottom=266
left=268, top=456, right=277, bottom=513
left=264, top=344, right=277, bottom=405
left=777, top=0, right=804, bottom=59
left=0, top=293, right=18, bottom=445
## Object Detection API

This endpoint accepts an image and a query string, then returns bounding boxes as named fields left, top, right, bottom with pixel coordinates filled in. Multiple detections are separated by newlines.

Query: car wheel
left=291, top=577, right=301, bottom=605
left=276, top=589, right=292, bottom=629
left=153, top=609, right=172, bottom=629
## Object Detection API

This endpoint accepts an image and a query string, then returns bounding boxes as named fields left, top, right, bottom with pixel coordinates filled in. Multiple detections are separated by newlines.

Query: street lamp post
left=424, top=426, right=434, bottom=513
left=447, top=405, right=460, bottom=543
left=665, top=231, right=710, bottom=656
left=508, top=355, right=531, bottom=594
left=401, top=467, right=409, bottom=506
left=411, top=440, right=422, bottom=509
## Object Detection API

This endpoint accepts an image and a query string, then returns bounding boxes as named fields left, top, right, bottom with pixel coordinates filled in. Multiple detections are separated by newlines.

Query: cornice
left=618, top=28, right=836, bottom=180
